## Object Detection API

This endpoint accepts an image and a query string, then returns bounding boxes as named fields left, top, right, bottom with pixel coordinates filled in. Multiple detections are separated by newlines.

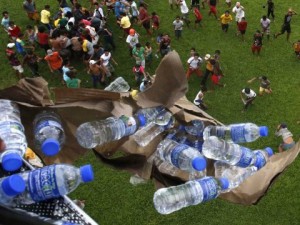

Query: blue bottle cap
left=80, top=164, right=94, bottom=183
left=2, top=153, right=23, bottom=172
left=41, top=138, right=60, bottom=156
left=192, top=157, right=207, bottom=171
left=219, top=177, right=229, bottom=190
left=137, top=113, right=146, bottom=127
left=259, top=126, right=268, bottom=137
left=265, top=147, right=273, bottom=157
left=2, top=174, right=25, bottom=196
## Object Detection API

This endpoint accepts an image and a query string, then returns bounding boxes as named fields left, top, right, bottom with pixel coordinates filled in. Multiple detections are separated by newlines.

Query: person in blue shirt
left=15, top=33, right=34, bottom=56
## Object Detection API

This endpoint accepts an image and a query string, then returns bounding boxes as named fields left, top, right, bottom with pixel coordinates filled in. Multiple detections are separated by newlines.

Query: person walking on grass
left=293, top=40, right=300, bottom=59
left=240, top=87, right=256, bottom=112
left=232, top=2, right=245, bottom=35
left=247, top=75, right=272, bottom=96
left=138, top=3, right=152, bottom=36
left=193, top=5, right=203, bottom=29
left=275, top=123, right=295, bottom=153
left=237, top=17, right=247, bottom=41
left=173, top=16, right=184, bottom=40
left=208, top=0, right=218, bottom=20
left=266, top=0, right=275, bottom=21
left=186, top=52, right=203, bottom=79
left=22, top=49, right=41, bottom=77
left=274, top=9, right=297, bottom=41
left=220, top=10, right=232, bottom=33
left=251, top=30, right=263, bottom=55
left=6, top=43, right=24, bottom=79
left=178, top=0, right=191, bottom=28
left=260, top=15, right=271, bottom=40
left=88, top=60, right=106, bottom=88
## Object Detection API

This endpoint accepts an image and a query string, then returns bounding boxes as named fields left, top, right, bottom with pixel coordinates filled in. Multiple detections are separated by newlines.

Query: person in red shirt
left=44, top=49, right=63, bottom=74
left=238, top=17, right=247, bottom=41
left=37, top=25, right=50, bottom=52
left=138, top=3, right=152, bottom=36
left=151, top=12, right=160, bottom=33
left=7, top=21, right=21, bottom=41
left=193, top=5, right=203, bottom=29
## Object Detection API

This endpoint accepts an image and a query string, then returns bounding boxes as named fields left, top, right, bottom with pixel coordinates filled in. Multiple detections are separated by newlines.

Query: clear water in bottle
left=33, top=110, right=65, bottom=156
left=203, top=123, right=268, bottom=143
left=0, top=99, right=27, bottom=171
left=14, top=164, right=94, bottom=204
left=202, top=136, right=255, bottom=167
left=136, top=106, right=166, bottom=124
left=184, top=120, right=205, bottom=137
left=214, top=161, right=231, bottom=178
left=104, top=77, right=130, bottom=92
left=153, top=176, right=229, bottom=214
left=253, top=147, right=273, bottom=170
left=0, top=174, right=25, bottom=206
left=157, top=139, right=206, bottom=172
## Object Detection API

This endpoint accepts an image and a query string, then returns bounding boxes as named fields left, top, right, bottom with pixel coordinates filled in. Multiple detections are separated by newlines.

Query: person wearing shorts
left=139, top=3, right=152, bottom=36
left=293, top=40, right=300, bottom=59
left=193, top=5, right=202, bottom=29
left=220, top=10, right=232, bottom=32
left=186, top=53, right=203, bottom=79
left=260, top=15, right=271, bottom=40
left=258, top=76, right=272, bottom=95
left=169, top=0, right=178, bottom=10
left=6, top=43, right=24, bottom=79
left=274, top=9, right=297, bottom=41
left=23, top=0, right=39, bottom=22
left=275, top=123, right=295, bottom=152
left=208, top=0, right=218, bottom=19
left=252, top=30, right=263, bottom=55
left=240, top=87, right=256, bottom=112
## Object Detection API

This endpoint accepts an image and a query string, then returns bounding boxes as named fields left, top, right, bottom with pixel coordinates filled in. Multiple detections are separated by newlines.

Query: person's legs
left=244, top=97, right=255, bottom=110
left=186, top=68, right=193, bottom=79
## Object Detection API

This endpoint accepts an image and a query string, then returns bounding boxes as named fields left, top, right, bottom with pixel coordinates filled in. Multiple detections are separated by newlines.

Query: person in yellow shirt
left=40, top=5, right=52, bottom=30
left=220, top=10, right=232, bottom=32
left=117, top=12, right=132, bottom=38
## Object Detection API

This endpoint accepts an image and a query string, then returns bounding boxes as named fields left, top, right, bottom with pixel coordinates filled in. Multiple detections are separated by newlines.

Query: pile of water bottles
left=0, top=100, right=273, bottom=217
left=76, top=105, right=273, bottom=215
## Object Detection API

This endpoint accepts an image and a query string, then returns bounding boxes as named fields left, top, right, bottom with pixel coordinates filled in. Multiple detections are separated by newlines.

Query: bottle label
left=230, top=125, right=246, bottom=143
left=28, top=165, right=59, bottom=201
left=119, top=116, right=137, bottom=136
left=198, top=177, right=218, bottom=202
left=34, top=120, right=63, bottom=134
left=255, top=151, right=266, bottom=169
left=170, top=144, right=189, bottom=168
left=0, top=121, right=24, bottom=136
left=235, top=147, right=254, bottom=167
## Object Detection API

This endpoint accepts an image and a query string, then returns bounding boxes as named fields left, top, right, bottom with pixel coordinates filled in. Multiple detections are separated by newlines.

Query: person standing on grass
left=220, top=10, right=232, bottom=33
left=132, top=43, right=146, bottom=68
left=126, top=28, right=140, bottom=56
left=275, top=123, right=295, bottom=153
left=1, top=11, right=10, bottom=33
left=186, top=52, right=203, bottom=79
left=225, top=0, right=232, bottom=8
left=23, top=0, right=39, bottom=23
left=15, top=33, right=35, bottom=57
left=132, top=63, right=147, bottom=85
left=79, top=37, right=94, bottom=71
left=193, top=88, right=208, bottom=110
left=88, top=60, right=106, bottom=88
left=274, top=9, right=297, bottom=42
left=8, top=21, right=21, bottom=41
left=22, top=49, right=41, bottom=77
left=118, top=12, right=132, bottom=38
left=208, top=0, right=218, bottom=20
left=178, top=0, right=191, bottom=28
left=173, top=16, right=184, bottom=40
left=40, top=5, right=52, bottom=31
left=237, top=17, right=247, bottom=41
left=138, top=3, right=152, bottom=36
left=169, top=0, right=179, bottom=10
left=191, top=0, right=200, bottom=9
left=293, top=40, right=300, bottom=59
left=101, top=25, right=116, bottom=51
left=266, top=0, right=275, bottom=21
left=251, top=30, right=263, bottom=55
left=144, top=42, right=153, bottom=67
left=159, top=33, right=171, bottom=57
left=100, top=48, right=118, bottom=81
left=128, top=0, right=139, bottom=24
left=37, top=25, right=50, bottom=53
left=260, top=15, right=271, bottom=40
left=232, top=2, right=245, bottom=34
left=247, top=75, right=272, bottom=96
left=151, top=12, right=160, bottom=34
left=193, top=5, right=203, bottom=30
left=44, top=49, right=63, bottom=74
left=240, top=87, right=256, bottom=112
left=65, top=70, right=81, bottom=88
left=6, top=43, right=24, bottom=79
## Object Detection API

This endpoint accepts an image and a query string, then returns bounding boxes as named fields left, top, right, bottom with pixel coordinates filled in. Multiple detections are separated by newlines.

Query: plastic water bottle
left=221, top=166, right=258, bottom=190
left=133, top=111, right=175, bottom=147
left=0, top=99, right=27, bottom=172
left=14, top=164, right=94, bottom=204
left=253, top=147, right=273, bottom=170
left=153, top=176, right=229, bottom=214
left=33, top=111, right=65, bottom=156
left=202, top=136, right=255, bottom=168
left=0, top=174, right=25, bottom=206
left=184, top=120, right=205, bottom=137
left=76, top=106, right=165, bottom=149
left=136, top=106, right=165, bottom=125
left=214, top=161, right=231, bottom=178
left=157, top=139, right=207, bottom=173
left=104, top=77, right=130, bottom=92
left=203, top=123, right=268, bottom=143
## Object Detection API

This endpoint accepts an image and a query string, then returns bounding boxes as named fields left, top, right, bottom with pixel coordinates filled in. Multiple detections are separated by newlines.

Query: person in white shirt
left=186, top=52, right=203, bottom=79
left=178, top=0, right=190, bottom=27
left=260, top=15, right=271, bottom=40
left=232, top=2, right=245, bottom=23
left=193, top=89, right=208, bottom=110
left=240, top=87, right=256, bottom=112
left=126, top=28, right=139, bottom=55
left=100, top=49, right=118, bottom=79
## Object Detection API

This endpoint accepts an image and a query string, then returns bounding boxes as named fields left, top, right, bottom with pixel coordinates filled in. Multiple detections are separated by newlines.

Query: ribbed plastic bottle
left=133, top=111, right=175, bottom=147
left=202, top=136, right=255, bottom=167
left=221, top=165, right=258, bottom=190
left=253, top=147, right=273, bottom=170
left=104, top=77, right=130, bottom=92
left=214, top=161, right=231, bottom=178
left=203, top=123, right=268, bottom=143
left=0, top=174, right=25, bottom=206
left=33, top=111, right=65, bottom=156
left=184, top=120, right=205, bottom=137
left=157, top=139, right=207, bottom=173
left=153, top=176, right=229, bottom=214
left=0, top=99, right=27, bottom=171
left=14, top=164, right=94, bottom=204
left=76, top=106, right=165, bottom=149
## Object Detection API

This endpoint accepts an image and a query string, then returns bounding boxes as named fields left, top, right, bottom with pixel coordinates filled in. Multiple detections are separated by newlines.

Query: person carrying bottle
left=275, top=123, right=295, bottom=153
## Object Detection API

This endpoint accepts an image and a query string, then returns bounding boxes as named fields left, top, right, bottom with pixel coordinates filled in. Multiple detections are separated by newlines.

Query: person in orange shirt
left=44, top=49, right=63, bottom=74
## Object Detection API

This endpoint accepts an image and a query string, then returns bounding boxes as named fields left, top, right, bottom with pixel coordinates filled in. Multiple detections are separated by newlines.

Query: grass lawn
left=0, top=0, right=299, bottom=224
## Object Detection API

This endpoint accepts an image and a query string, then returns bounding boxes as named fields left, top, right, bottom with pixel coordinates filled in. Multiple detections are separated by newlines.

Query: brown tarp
left=0, top=51, right=299, bottom=205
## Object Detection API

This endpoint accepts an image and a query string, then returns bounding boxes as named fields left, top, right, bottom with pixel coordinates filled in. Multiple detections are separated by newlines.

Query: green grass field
left=0, top=0, right=299, bottom=224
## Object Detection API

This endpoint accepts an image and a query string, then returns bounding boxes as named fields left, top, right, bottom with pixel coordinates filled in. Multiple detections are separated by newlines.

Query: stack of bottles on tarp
left=0, top=100, right=94, bottom=214
left=75, top=105, right=273, bottom=215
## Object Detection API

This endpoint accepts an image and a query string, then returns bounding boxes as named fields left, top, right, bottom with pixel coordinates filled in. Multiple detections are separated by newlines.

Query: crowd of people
left=1, top=0, right=297, bottom=151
